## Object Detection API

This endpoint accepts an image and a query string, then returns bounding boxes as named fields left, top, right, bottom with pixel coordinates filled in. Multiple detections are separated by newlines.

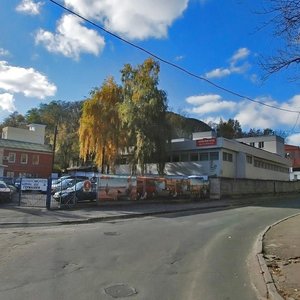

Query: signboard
left=196, top=138, right=217, bottom=147
left=21, top=178, right=48, bottom=192
left=83, top=180, right=92, bottom=192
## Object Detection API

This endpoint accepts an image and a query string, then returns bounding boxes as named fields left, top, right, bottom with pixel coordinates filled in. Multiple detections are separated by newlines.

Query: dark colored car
left=0, top=180, right=12, bottom=202
left=53, top=181, right=97, bottom=204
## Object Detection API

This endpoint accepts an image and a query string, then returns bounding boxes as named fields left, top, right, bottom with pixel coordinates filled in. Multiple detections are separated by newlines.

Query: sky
left=1, top=0, right=300, bottom=144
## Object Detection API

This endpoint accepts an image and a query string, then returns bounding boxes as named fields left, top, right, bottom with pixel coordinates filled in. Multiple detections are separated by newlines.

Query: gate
left=16, top=178, right=53, bottom=208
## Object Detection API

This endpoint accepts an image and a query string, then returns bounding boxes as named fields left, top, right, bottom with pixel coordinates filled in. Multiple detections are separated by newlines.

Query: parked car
left=53, top=181, right=97, bottom=204
left=51, top=175, right=72, bottom=186
left=51, top=178, right=82, bottom=194
left=0, top=180, right=12, bottom=202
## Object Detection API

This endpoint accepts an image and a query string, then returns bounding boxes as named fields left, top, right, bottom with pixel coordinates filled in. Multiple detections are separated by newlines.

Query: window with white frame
left=8, top=152, right=16, bottom=163
left=20, top=153, right=28, bottom=164
left=32, top=154, right=39, bottom=165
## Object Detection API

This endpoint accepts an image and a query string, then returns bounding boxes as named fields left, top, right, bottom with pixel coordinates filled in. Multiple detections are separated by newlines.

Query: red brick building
left=285, top=144, right=300, bottom=170
left=0, top=139, right=53, bottom=178
left=0, top=124, right=53, bottom=178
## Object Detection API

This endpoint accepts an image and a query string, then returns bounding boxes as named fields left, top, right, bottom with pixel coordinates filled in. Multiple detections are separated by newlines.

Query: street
left=1, top=198, right=300, bottom=300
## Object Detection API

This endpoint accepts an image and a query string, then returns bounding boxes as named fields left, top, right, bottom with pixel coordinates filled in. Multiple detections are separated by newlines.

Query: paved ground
left=263, top=214, right=300, bottom=300
left=1, top=196, right=300, bottom=299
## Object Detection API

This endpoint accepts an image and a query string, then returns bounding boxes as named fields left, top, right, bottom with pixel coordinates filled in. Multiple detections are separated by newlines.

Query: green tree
left=119, top=58, right=168, bottom=175
left=0, top=112, right=26, bottom=131
left=216, top=118, right=243, bottom=139
left=26, top=100, right=83, bottom=171
left=79, top=77, right=123, bottom=173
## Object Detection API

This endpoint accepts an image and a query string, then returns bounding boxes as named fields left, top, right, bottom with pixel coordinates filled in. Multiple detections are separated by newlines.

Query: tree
left=260, top=0, right=300, bottom=78
left=0, top=112, right=26, bottom=131
left=216, top=118, right=243, bottom=139
left=26, top=100, right=83, bottom=171
left=79, top=77, right=123, bottom=173
left=119, top=58, right=168, bottom=175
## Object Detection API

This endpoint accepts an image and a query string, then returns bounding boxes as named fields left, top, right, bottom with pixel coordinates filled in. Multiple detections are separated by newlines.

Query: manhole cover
left=104, top=283, right=137, bottom=298
left=104, top=232, right=119, bottom=236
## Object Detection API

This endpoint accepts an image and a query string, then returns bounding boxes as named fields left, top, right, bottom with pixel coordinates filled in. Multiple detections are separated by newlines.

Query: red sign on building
left=196, top=138, right=217, bottom=147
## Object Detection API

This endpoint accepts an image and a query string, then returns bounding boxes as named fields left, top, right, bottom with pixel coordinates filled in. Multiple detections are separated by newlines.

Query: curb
left=255, top=212, right=300, bottom=300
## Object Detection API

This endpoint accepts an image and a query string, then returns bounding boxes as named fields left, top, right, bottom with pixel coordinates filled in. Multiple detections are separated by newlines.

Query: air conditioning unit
left=2, top=156, right=9, bottom=161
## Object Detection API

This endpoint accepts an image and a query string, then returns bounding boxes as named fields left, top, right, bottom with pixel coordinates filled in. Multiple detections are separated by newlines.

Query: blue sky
left=1, top=0, right=300, bottom=144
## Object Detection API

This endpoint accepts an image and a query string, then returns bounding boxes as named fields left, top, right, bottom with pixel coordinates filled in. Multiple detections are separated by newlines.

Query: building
left=285, top=144, right=300, bottom=180
left=235, top=135, right=285, bottom=157
left=0, top=124, right=53, bottom=178
left=116, top=131, right=291, bottom=181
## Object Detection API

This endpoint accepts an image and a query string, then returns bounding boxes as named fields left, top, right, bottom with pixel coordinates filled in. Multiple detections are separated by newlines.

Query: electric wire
left=49, top=0, right=300, bottom=114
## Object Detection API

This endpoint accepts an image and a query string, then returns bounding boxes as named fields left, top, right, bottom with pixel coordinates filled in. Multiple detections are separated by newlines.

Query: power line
left=49, top=0, right=300, bottom=114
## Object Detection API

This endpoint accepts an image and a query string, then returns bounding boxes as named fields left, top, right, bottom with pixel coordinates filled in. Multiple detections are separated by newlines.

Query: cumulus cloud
left=0, top=93, right=16, bottom=112
left=16, top=0, right=43, bottom=15
left=0, top=60, right=57, bottom=99
left=186, top=93, right=236, bottom=115
left=63, top=0, right=189, bottom=40
left=286, top=133, right=300, bottom=146
left=204, top=47, right=251, bottom=79
left=230, top=47, right=250, bottom=65
left=35, top=14, right=105, bottom=60
left=185, top=93, right=300, bottom=134
left=0, top=48, right=10, bottom=57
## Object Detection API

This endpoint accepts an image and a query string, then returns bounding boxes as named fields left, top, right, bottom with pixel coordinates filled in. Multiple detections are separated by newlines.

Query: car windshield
left=69, top=181, right=84, bottom=191
left=0, top=183, right=7, bottom=188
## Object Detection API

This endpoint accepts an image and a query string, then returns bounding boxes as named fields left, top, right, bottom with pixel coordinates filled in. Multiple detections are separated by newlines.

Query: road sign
left=83, top=180, right=92, bottom=192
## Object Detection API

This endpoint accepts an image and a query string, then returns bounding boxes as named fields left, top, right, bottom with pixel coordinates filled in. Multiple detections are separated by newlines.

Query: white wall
left=2, top=124, right=45, bottom=144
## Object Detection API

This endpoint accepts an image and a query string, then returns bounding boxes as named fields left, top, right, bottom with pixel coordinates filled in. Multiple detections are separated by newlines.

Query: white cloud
left=0, top=93, right=16, bottom=112
left=185, top=93, right=236, bottom=115
left=185, top=93, right=300, bottom=134
left=175, top=55, right=185, bottom=61
left=204, top=47, right=251, bottom=79
left=0, top=60, right=57, bottom=99
left=204, top=68, right=231, bottom=79
left=16, top=0, right=43, bottom=15
left=35, top=14, right=105, bottom=60
left=230, top=47, right=250, bottom=65
left=286, top=133, right=300, bottom=146
left=0, top=48, right=10, bottom=57
left=186, top=94, right=222, bottom=105
left=63, top=0, right=189, bottom=40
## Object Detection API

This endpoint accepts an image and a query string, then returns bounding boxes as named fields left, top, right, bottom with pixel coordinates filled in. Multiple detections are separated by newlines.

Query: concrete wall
left=210, top=177, right=300, bottom=199
left=2, top=124, right=45, bottom=145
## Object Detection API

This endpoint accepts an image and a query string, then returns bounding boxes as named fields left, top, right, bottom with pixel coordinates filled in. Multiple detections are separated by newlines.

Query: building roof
left=0, top=139, right=53, bottom=153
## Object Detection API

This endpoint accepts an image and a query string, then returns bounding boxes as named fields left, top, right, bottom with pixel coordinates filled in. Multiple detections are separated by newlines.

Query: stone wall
left=209, top=177, right=300, bottom=199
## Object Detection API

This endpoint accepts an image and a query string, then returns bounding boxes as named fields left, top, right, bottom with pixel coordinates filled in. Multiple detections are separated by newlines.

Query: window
left=223, top=152, right=233, bottom=162
left=32, top=155, right=39, bottom=165
left=172, top=154, right=180, bottom=162
left=209, top=152, right=219, bottom=160
left=250, top=142, right=255, bottom=147
left=20, top=153, right=28, bottom=164
left=181, top=153, right=189, bottom=162
left=258, top=141, right=264, bottom=148
left=8, top=152, right=16, bottom=163
left=6, top=171, right=14, bottom=177
left=199, top=153, right=209, bottom=161
left=190, top=153, right=198, bottom=161
left=246, top=155, right=252, bottom=164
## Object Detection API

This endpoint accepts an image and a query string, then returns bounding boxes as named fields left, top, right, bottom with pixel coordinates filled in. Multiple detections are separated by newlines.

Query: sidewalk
left=0, top=199, right=231, bottom=226
left=262, top=214, right=300, bottom=300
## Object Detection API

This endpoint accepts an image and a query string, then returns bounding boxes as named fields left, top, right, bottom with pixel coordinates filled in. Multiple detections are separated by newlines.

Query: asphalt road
left=1, top=198, right=300, bottom=300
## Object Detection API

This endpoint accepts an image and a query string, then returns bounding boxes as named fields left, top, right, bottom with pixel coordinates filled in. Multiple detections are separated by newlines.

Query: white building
left=117, top=131, right=291, bottom=181
left=1, top=124, right=46, bottom=145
